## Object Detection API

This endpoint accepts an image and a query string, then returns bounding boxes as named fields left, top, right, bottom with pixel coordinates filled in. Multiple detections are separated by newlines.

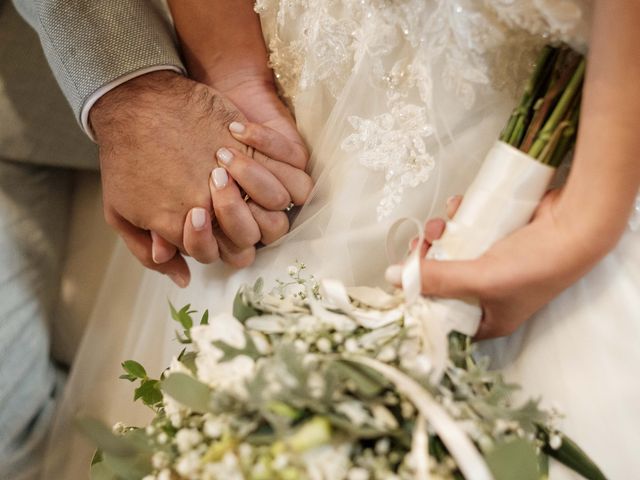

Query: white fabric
left=44, top=1, right=640, bottom=478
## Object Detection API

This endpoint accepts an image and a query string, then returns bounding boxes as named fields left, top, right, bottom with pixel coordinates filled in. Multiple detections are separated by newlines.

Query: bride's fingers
left=252, top=154, right=314, bottom=206
left=425, top=218, right=446, bottom=243
left=215, top=147, right=291, bottom=211
left=246, top=201, right=290, bottom=245
left=183, top=208, right=220, bottom=264
left=228, top=121, right=308, bottom=170
left=446, top=195, right=463, bottom=219
left=209, top=168, right=261, bottom=249
left=150, top=231, right=177, bottom=264
left=214, top=227, right=256, bottom=269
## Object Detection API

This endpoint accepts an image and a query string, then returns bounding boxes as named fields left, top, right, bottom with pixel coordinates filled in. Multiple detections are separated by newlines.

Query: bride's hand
left=389, top=190, right=623, bottom=339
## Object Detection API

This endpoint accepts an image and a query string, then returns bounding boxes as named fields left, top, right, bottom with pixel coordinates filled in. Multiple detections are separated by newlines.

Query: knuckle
left=224, top=248, right=256, bottom=269
left=262, top=214, right=289, bottom=244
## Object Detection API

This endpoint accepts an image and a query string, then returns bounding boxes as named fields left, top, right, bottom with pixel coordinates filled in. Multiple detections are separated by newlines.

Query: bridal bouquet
left=83, top=46, right=606, bottom=480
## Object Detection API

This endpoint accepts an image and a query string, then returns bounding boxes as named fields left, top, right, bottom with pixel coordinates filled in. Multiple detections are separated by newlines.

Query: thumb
left=386, top=258, right=485, bottom=299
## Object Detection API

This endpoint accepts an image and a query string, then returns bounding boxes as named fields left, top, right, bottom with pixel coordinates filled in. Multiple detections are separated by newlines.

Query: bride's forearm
left=167, top=0, right=273, bottom=90
left=559, top=0, right=640, bottom=252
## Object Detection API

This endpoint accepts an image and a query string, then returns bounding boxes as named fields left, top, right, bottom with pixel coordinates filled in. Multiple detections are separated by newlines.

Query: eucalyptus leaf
left=213, top=333, right=261, bottom=361
left=330, top=359, right=390, bottom=397
left=76, top=418, right=138, bottom=457
left=233, top=289, right=260, bottom=322
left=485, top=438, right=540, bottom=480
left=102, top=451, right=151, bottom=480
left=90, top=460, right=118, bottom=480
left=161, top=373, right=211, bottom=412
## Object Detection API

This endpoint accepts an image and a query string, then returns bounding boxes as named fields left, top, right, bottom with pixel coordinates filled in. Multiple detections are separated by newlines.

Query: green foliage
left=485, top=438, right=541, bottom=480
left=212, top=334, right=261, bottom=362
left=121, top=360, right=146, bottom=379
left=329, top=359, right=390, bottom=398
left=540, top=428, right=608, bottom=480
left=233, top=287, right=260, bottom=322
left=134, top=379, right=163, bottom=406
left=161, top=372, right=211, bottom=412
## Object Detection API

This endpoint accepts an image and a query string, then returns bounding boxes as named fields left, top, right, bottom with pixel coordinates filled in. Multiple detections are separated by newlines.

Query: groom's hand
left=91, top=71, right=283, bottom=284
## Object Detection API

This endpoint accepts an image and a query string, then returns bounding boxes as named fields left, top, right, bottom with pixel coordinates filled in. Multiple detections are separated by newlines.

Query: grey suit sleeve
left=11, top=0, right=185, bottom=124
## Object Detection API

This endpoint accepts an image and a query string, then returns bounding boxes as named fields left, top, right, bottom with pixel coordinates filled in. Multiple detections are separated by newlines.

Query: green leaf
left=121, top=360, right=147, bottom=379
left=161, top=373, right=211, bottom=412
left=179, top=351, right=198, bottom=375
left=233, top=288, right=259, bottom=322
left=541, top=429, right=607, bottom=480
left=119, top=374, right=137, bottom=383
left=170, top=302, right=194, bottom=330
left=102, top=451, right=151, bottom=480
left=76, top=418, right=138, bottom=457
left=200, top=310, right=209, bottom=325
left=134, top=379, right=163, bottom=406
left=330, top=359, right=390, bottom=397
left=485, top=438, right=540, bottom=480
left=90, top=460, right=118, bottom=480
left=212, top=334, right=261, bottom=362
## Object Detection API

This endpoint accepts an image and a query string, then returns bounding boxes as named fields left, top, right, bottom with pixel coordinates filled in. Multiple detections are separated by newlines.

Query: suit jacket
left=11, top=0, right=184, bottom=125
left=0, top=0, right=98, bottom=169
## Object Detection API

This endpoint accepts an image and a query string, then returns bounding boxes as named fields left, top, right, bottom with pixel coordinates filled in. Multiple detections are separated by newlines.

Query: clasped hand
left=91, top=71, right=312, bottom=287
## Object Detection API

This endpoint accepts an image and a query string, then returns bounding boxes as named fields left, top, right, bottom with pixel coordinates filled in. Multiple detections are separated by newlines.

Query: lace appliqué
left=258, top=0, right=591, bottom=220
left=341, top=103, right=435, bottom=220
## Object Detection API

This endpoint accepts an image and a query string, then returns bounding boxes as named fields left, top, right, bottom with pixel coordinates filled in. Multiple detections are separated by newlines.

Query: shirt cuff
left=81, top=64, right=185, bottom=142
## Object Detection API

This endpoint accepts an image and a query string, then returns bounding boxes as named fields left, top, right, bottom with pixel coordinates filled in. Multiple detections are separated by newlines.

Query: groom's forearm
left=168, top=0, right=273, bottom=90
left=11, top=0, right=186, bottom=138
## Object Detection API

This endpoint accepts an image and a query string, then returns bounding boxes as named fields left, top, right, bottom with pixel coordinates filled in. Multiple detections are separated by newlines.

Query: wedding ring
left=284, top=202, right=295, bottom=212
left=243, top=193, right=250, bottom=202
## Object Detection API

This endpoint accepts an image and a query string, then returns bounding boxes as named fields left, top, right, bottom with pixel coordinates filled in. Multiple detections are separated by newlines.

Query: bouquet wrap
left=421, top=140, right=556, bottom=336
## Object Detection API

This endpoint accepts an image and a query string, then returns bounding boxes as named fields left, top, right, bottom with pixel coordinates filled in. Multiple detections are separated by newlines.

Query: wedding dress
left=43, top=1, right=640, bottom=478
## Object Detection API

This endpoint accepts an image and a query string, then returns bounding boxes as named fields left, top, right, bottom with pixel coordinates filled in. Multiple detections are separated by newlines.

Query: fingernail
left=216, top=147, right=234, bottom=165
left=212, top=167, right=228, bottom=189
left=168, top=272, right=189, bottom=288
left=191, top=208, right=207, bottom=231
left=150, top=231, right=161, bottom=264
left=446, top=196, right=457, bottom=208
left=229, top=121, right=245, bottom=134
left=385, top=265, right=403, bottom=285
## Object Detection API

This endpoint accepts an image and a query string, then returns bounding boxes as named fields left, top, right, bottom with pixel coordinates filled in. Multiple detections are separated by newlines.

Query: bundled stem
left=501, top=44, right=585, bottom=167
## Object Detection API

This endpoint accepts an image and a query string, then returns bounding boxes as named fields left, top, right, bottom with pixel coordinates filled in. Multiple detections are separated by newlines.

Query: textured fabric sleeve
left=11, top=0, right=186, bottom=132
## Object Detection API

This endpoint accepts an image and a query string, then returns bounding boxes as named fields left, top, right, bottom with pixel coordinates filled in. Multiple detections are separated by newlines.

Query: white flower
left=549, top=433, right=563, bottom=450
left=345, top=338, right=359, bottom=353
left=142, top=476, right=156, bottom=480
left=157, top=432, right=169, bottom=445
left=288, top=265, right=299, bottom=276
left=302, top=443, right=351, bottom=480
left=191, top=314, right=247, bottom=360
left=375, top=438, right=390, bottom=455
left=348, top=467, right=370, bottom=480
left=157, top=470, right=171, bottom=480
left=145, top=425, right=155, bottom=436
left=196, top=354, right=255, bottom=400
left=371, top=404, right=399, bottom=429
left=336, top=401, right=371, bottom=426
left=151, top=451, right=170, bottom=469
left=204, top=418, right=223, bottom=439
left=175, top=451, right=201, bottom=478
left=111, top=422, right=126, bottom=435
left=316, top=337, right=332, bottom=353
left=176, top=428, right=202, bottom=453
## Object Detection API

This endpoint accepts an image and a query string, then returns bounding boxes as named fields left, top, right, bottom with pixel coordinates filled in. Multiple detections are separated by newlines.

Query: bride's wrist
left=556, top=188, right=632, bottom=260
